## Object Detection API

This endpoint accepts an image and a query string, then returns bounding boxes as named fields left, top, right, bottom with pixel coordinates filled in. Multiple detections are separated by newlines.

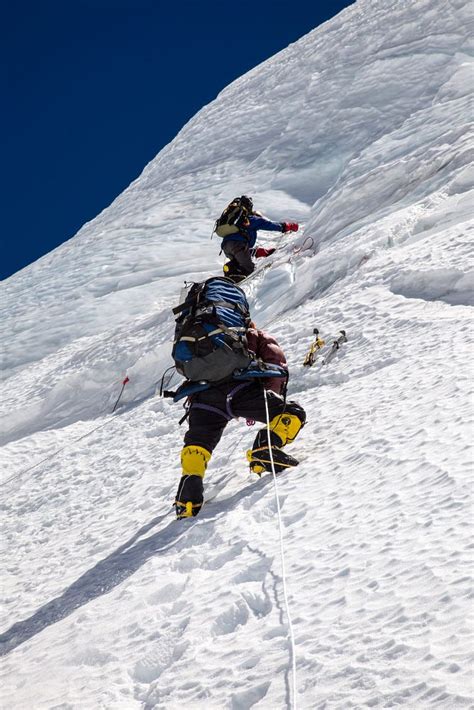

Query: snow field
left=1, top=0, right=473, bottom=707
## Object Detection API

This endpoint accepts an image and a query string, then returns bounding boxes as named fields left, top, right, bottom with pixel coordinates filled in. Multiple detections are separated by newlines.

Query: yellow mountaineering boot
left=246, top=446, right=299, bottom=476
left=175, top=445, right=211, bottom=519
left=268, top=413, right=303, bottom=446
left=247, top=413, right=304, bottom=475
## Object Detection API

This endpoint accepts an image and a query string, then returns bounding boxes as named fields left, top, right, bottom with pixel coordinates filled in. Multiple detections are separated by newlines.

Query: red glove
left=254, top=247, right=276, bottom=258
left=282, top=222, right=299, bottom=233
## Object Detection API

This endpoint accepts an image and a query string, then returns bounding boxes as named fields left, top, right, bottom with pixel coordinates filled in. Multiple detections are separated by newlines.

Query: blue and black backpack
left=172, top=277, right=252, bottom=382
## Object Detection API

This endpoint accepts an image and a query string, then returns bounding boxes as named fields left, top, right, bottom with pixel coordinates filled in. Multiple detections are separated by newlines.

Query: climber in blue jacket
left=218, top=195, right=299, bottom=282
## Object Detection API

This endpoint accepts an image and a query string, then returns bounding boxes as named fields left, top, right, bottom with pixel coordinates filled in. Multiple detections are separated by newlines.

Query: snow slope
left=1, top=0, right=473, bottom=707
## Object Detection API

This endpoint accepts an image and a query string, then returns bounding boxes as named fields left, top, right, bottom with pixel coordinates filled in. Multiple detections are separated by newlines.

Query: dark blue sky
left=2, top=0, right=353, bottom=280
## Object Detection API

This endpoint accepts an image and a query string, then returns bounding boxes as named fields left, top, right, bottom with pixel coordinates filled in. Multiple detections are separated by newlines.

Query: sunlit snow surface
left=1, top=0, right=473, bottom=707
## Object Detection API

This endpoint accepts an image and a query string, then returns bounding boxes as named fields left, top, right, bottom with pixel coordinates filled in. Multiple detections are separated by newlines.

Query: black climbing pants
left=184, top=381, right=306, bottom=454
left=222, top=240, right=254, bottom=277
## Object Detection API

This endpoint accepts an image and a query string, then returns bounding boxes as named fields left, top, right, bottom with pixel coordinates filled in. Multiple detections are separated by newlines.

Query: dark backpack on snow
left=172, top=277, right=252, bottom=382
left=214, top=198, right=251, bottom=238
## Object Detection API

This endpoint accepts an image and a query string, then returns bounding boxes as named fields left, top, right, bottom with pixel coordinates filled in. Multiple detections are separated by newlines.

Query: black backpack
left=172, top=277, right=253, bottom=382
left=214, top=197, right=251, bottom=238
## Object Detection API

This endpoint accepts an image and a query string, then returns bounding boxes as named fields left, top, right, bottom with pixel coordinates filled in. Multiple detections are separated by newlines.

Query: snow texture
left=1, top=0, right=473, bottom=707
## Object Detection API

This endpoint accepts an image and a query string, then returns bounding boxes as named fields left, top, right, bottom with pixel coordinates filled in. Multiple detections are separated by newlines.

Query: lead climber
left=214, top=195, right=299, bottom=282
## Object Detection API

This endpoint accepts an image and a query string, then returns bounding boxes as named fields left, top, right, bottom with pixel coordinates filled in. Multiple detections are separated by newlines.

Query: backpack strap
left=172, top=281, right=207, bottom=316
left=233, top=361, right=288, bottom=380
left=209, top=300, right=248, bottom=315
left=178, top=324, right=246, bottom=342
left=172, top=296, right=248, bottom=319
left=172, top=301, right=190, bottom=316
left=167, top=380, right=211, bottom=402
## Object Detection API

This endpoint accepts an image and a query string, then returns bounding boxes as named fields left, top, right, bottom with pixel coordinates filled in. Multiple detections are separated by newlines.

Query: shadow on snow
left=0, top=477, right=269, bottom=656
